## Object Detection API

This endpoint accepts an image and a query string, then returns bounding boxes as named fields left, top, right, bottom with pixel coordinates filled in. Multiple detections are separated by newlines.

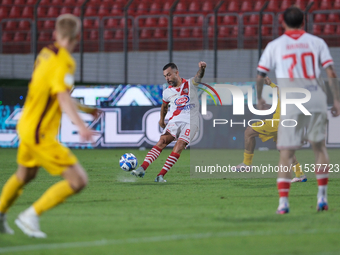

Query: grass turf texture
left=1, top=148, right=340, bottom=255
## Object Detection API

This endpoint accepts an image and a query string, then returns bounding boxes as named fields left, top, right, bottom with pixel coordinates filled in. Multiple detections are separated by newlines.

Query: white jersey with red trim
left=162, top=77, right=200, bottom=128
left=257, top=30, right=334, bottom=114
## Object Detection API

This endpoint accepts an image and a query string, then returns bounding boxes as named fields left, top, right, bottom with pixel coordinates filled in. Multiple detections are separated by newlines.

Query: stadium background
left=2, top=1, right=340, bottom=254
left=0, top=0, right=340, bottom=149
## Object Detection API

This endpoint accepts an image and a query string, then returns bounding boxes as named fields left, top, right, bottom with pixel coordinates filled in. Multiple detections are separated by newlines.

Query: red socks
left=316, top=167, right=329, bottom=199
left=277, top=178, right=291, bottom=198
left=316, top=167, right=329, bottom=186
left=141, top=146, right=162, bottom=170
left=158, top=152, right=180, bottom=176
left=141, top=147, right=181, bottom=177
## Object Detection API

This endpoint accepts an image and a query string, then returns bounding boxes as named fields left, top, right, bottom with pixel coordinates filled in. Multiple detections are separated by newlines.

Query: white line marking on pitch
left=0, top=228, right=339, bottom=253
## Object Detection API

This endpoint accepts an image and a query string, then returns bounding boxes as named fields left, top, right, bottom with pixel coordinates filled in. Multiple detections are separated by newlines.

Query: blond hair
left=55, top=14, right=80, bottom=41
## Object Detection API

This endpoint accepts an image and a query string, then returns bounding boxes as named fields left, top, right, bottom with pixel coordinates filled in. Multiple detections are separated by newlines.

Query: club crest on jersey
left=174, top=95, right=190, bottom=106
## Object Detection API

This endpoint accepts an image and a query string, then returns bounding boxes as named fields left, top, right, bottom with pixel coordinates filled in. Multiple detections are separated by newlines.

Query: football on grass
left=119, top=153, right=138, bottom=171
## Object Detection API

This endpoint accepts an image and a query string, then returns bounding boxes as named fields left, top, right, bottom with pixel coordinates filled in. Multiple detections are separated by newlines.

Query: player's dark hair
left=283, top=7, right=304, bottom=28
left=163, top=63, right=178, bottom=71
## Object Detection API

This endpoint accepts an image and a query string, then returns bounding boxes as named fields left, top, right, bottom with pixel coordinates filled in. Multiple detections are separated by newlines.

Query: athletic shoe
left=317, top=197, right=328, bottom=212
left=291, top=175, right=307, bottom=183
left=131, top=166, right=145, bottom=178
left=0, top=213, right=14, bottom=235
left=15, top=207, right=47, bottom=238
left=232, top=163, right=252, bottom=172
left=276, top=203, right=290, bottom=214
left=155, top=175, right=167, bottom=182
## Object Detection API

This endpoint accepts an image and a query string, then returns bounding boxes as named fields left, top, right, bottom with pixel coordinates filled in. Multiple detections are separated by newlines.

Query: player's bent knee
left=16, top=165, right=39, bottom=183
left=156, top=135, right=173, bottom=149
left=62, top=164, right=88, bottom=192
left=173, top=140, right=187, bottom=154
left=74, top=176, right=88, bottom=192
left=245, top=126, right=257, bottom=137
left=311, top=141, right=326, bottom=151
left=156, top=139, right=166, bottom=148
left=69, top=173, right=87, bottom=192
left=75, top=170, right=88, bottom=192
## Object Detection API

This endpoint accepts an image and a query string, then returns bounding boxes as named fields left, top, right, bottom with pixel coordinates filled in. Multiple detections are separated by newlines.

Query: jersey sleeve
left=257, top=42, right=274, bottom=74
left=319, top=39, right=334, bottom=69
left=162, top=89, right=170, bottom=104
left=50, top=62, right=75, bottom=95
left=190, top=77, right=199, bottom=86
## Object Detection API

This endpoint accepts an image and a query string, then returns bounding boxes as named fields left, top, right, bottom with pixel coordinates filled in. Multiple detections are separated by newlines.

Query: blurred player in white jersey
left=131, top=61, right=206, bottom=182
left=235, top=76, right=307, bottom=183
left=256, top=7, right=340, bottom=214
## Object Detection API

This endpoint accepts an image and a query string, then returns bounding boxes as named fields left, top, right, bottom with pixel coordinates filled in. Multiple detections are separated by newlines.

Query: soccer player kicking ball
left=256, top=7, right=340, bottom=214
left=235, top=76, right=307, bottom=183
left=0, top=14, right=99, bottom=237
left=132, top=62, right=206, bottom=182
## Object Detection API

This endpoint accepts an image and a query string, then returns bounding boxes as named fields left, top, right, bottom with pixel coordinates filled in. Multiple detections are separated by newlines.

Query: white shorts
left=277, top=112, right=327, bottom=150
left=162, top=121, right=198, bottom=145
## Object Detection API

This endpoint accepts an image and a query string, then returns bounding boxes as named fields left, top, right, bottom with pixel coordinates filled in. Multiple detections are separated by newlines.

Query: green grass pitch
left=1, top=148, right=340, bottom=255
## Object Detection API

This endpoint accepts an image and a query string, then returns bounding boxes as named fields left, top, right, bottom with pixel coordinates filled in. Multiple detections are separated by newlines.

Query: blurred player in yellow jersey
left=235, top=77, right=306, bottom=183
left=0, top=14, right=99, bottom=238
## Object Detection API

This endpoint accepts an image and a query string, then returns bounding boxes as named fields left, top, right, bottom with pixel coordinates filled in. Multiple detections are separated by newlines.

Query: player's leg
left=155, top=123, right=195, bottom=182
left=276, top=149, right=295, bottom=214
left=155, top=139, right=187, bottom=182
left=236, top=126, right=259, bottom=171
left=15, top=163, right=87, bottom=238
left=132, top=133, right=175, bottom=177
left=307, top=112, right=329, bottom=211
left=140, top=133, right=175, bottom=170
left=291, top=155, right=307, bottom=183
left=0, top=165, right=38, bottom=234
left=311, top=140, right=329, bottom=211
left=15, top=141, right=82, bottom=238
left=33, top=163, right=87, bottom=215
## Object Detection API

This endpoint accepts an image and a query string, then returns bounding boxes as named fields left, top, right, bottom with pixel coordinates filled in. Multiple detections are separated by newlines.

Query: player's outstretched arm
left=159, top=102, right=168, bottom=128
left=193, top=61, right=207, bottom=84
left=58, top=92, right=93, bottom=142
left=256, top=73, right=266, bottom=110
left=325, top=66, right=340, bottom=117
left=74, top=100, right=102, bottom=120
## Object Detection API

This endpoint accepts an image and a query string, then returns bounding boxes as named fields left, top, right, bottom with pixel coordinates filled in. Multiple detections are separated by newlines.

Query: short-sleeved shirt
left=257, top=30, right=333, bottom=114
left=17, top=43, right=75, bottom=144
left=162, top=78, right=200, bottom=128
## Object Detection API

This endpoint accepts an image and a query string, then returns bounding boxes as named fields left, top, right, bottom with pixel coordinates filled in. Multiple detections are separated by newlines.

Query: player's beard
left=168, top=77, right=179, bottom=87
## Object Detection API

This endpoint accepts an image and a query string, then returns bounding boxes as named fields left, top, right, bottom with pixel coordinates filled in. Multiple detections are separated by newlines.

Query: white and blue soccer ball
left=119, top=153, right=138, bottom=171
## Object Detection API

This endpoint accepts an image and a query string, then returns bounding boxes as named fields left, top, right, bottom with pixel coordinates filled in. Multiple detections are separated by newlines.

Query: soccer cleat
left=232, top=163, right=252, bottom=172
left=131, top=166, right=145, bottom=178
left=155, top=175, right=167, bottom=182
left=15, top=208, right=47, bottom=238
left=0, top=214, right=14, bottom=235
left=291, top=175, right=307, bottom=183
left=317, top=197, right=328, bottom=212
left=276, top=203, right=290, bottom=214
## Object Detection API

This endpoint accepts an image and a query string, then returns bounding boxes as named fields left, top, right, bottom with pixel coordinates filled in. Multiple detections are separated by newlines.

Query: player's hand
left=257, top=98, right=267, bottom=110
left=79, top=127, right=94, bottom=143
left=331, top=100, right=340, bottom=117
left=262, top=104, right=272, bottom=110
left=91, top=108, right=102, bottom=120
left=159, top=120, right=166, bottom=128
left=264, top=77, right=272, bottom=85
left=199, top=61, right=206, bottom=69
